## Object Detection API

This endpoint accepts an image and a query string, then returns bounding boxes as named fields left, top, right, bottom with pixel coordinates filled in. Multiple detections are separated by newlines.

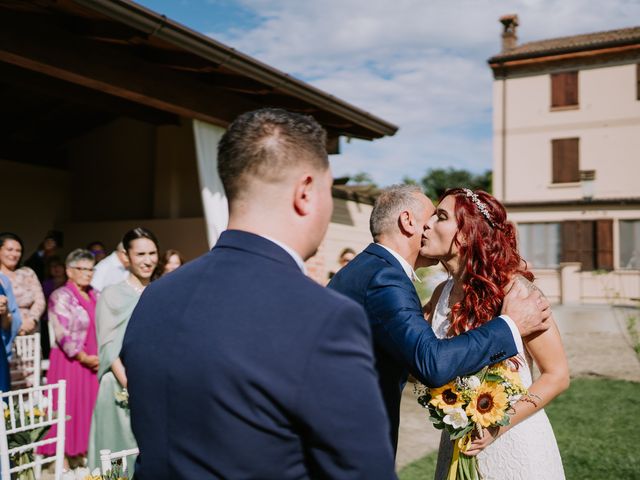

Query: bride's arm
left=465, top=280, right=569, bottom=456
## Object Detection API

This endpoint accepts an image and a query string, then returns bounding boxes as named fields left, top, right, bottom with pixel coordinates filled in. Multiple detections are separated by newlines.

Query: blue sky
left=137, top=0, right=639, bottom=186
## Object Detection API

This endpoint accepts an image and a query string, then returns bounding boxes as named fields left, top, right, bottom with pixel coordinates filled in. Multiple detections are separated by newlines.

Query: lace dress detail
left=432, top=279, right=565, bottom=480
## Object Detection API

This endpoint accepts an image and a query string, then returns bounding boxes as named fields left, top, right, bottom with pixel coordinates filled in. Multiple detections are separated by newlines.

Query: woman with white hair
left=39, top=248, right=99, bottom=468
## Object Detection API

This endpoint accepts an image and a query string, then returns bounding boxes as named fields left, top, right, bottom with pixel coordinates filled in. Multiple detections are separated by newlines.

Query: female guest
left=40, top=249, right=99, bottom=466
left=155, top=248, right=183, bottom=278
left=422, top=188, right=568, bottom=480
left=41, top=256, right=67, bottom=359
left=0, top=273, right=22, bottom=391
left=88, top=227, right=160, bottom=473
left=0, top=233, right=45, bottom=335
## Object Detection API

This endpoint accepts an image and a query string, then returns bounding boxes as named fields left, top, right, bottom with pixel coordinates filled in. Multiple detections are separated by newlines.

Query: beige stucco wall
left=493, top=63, right=640, bottom=202
left=324, top=199, right=373, bottom=275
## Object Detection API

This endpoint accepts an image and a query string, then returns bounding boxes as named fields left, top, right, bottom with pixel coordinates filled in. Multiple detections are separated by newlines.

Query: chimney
left=499, top=14, right=519, bottom=52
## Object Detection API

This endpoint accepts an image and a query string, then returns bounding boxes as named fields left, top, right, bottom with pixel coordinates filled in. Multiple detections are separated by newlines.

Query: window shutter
left=637, top=64, right=640, bottom=101
left=565, top=72, right=579, bottom=106
left=562, top=221, right=596, bottom=270
left=552, top=138, right=580, bottom=183
left=596, top=219, right=614, bottom=270
left=578, top=221, right=596, bottom=271
left=551, top=72, right=578, bottom=107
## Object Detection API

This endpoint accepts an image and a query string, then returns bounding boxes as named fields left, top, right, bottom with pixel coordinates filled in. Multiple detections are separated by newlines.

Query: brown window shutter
left=637, top=64, right=640, bottom=101
left=565, top=72, right=578, bottom=106
left=551, top=72, right=579, bottom=107
left=578, top=221, right=596, bottom=271
left=596, top=219, right=614, bottom=270
left=552, top=138, right=580, bottom=183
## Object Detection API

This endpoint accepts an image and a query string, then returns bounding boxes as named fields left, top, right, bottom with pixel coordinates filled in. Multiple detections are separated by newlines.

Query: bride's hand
left=463, top=426, right=499, bottom=457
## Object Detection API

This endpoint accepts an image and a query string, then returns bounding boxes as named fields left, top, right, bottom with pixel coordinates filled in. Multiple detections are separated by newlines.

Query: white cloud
left=208, top=0, right=640, bottom=185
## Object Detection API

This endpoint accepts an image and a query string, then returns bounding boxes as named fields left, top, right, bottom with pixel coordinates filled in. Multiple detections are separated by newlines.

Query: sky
left=137, top=0, right=639, bottom=186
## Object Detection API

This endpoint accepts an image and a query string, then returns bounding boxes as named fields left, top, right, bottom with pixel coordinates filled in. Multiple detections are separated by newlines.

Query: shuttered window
left=551, top=71, right=579, bottom=107
left=552, top=138, right=580, bottom=183
left=561, top=220, right=614, bottom=271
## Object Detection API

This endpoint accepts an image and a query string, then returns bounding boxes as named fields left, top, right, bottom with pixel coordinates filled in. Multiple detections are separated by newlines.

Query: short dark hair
left=0, top=232, right=25, bottom=264
left=217, top=108, right=328, bottom=201
left=122, top=227, right=159, bottom=253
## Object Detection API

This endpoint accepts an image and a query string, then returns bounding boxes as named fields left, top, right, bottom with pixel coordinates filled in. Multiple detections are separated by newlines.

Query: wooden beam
left=0, top=62, right=179, bottom=126
left=0, top=9, right=262, bottom=128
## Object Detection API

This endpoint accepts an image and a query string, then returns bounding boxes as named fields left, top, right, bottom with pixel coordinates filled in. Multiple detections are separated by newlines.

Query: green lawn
left=399, top=377, right=640, bottom=480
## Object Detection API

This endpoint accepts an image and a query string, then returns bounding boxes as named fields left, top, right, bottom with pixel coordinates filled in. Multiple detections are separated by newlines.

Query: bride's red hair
left=442, top=188, right=533, bottom=336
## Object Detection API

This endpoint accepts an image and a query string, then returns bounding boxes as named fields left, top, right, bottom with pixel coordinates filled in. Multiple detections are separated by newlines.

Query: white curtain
left=193, top=120, right=228, bottom=248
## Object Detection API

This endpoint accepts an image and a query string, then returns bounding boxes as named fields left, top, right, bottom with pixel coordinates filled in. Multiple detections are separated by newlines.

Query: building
left=0, top=0, right=396, bottom=282
left=488, top=15, right=640, bottom=304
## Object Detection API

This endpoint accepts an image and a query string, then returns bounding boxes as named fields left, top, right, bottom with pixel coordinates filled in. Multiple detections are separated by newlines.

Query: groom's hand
left=501, top=280, right=551, bottom=337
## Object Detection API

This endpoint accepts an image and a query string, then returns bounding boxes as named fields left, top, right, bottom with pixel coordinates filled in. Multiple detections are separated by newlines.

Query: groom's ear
left=398, top=209, right=417, bottom=235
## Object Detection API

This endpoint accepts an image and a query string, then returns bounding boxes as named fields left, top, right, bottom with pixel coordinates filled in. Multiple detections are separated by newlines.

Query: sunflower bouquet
left=415, top=361, right=529, bottom=480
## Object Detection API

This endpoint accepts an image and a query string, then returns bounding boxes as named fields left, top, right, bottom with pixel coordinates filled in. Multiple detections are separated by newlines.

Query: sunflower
left=429, top=382, right=464, bottom=410
left=466, top=382, right=508, bottom=427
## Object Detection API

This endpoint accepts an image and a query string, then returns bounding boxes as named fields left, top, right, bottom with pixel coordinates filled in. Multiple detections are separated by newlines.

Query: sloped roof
left=489, top=26, right=640, bottom=63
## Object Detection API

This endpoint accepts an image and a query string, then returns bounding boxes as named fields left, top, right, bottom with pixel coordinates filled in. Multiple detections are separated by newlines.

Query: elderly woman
left=88, top=227, right=160, bottom=473
left=0, top=233, right=45, bottom=335
left=39, top=249, right=99, bottom=466
left=0, top=273, right=22, bottom=391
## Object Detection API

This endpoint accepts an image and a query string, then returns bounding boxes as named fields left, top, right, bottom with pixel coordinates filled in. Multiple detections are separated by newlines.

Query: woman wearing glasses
left=40, top=248, right=99, bottom=468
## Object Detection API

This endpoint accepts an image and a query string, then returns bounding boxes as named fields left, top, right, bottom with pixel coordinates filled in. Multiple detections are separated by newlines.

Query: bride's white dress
left=432, top=279, right=565, bottom=480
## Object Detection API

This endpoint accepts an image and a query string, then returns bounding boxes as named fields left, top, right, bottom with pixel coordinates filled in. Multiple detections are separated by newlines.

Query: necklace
left=126, top=277, right=145, bottom=294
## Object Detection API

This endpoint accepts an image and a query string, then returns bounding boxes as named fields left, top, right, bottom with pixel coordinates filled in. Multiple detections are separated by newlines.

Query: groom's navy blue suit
left=122, top=231, right=396, bottom=479
left=328, top=244, right=517, bottom=451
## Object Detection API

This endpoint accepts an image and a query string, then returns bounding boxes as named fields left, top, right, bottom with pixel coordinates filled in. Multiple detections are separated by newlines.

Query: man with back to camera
left=328, top=184, right=551, bottom=452
left=122, top=109, right=397, bottom=479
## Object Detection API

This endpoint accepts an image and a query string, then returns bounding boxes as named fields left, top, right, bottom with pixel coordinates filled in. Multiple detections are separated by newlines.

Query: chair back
left=0, top=380, right=66, bottom=480
left=100, top=447, right=139, bottom=478
left=10, top=333, right=42, bottom=388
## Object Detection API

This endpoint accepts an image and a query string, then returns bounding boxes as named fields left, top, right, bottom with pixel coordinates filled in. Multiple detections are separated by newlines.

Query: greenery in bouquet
left=83, top=460, right=130, bottom=480
left=114, top=388, right=129, bottom=410
left=3, top=396, right=52, bottom=480
left=415, top=361, right=532, bottom=480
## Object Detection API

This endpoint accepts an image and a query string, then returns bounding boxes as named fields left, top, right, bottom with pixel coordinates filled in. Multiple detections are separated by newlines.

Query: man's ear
left=397, top=210, right=416, bottom=236
left=293, top=174, right=313, bottom=216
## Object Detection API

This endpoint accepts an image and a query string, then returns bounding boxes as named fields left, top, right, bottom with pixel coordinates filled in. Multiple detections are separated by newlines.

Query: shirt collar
left=375, top=243, right=420, bottom=282
left=261, top=235, right=307, bottom=274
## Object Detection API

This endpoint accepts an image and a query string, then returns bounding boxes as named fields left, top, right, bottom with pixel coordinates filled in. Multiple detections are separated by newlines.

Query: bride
left=422, top=188, right=568, bottom=480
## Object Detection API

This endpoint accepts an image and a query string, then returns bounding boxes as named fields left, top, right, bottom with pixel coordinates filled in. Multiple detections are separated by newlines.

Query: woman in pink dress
left=40, top=249, right=99, bottom=466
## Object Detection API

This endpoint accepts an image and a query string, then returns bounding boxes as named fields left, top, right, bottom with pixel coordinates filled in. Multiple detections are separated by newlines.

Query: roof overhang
left=0, top=0, right=397, bottom=147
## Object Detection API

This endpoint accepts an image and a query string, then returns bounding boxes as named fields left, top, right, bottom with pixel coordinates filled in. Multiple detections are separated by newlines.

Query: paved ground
left=395, top=305, right=640, bottom=470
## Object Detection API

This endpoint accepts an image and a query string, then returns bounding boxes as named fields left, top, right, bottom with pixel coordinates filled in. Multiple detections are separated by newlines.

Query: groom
left=122, top=109, right=396, bottom=479
left=328, top=184, right=551, bottom=451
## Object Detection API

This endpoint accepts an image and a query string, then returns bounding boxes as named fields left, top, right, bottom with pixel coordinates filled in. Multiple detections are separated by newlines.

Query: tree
left=405, top=168, right=492, bottom=200
left=348, top=171, right=378, bottom=188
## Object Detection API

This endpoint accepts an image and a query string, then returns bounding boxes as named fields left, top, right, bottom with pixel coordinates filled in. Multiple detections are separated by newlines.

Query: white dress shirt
left=91, top=251, right=129, bottom=292
left=262, top=235, right=306, bottom=274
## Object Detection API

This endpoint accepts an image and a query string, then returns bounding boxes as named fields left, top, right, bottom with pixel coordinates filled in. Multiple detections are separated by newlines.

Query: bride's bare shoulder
left=505, top=274, right=546, bottom=297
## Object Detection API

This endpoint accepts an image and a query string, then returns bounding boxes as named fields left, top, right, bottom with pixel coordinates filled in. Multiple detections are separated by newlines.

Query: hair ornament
left=463, top=188, right=501, bottom=229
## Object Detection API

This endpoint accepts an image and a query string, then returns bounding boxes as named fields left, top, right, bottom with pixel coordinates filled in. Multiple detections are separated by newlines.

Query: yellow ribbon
left=448, top=433, right=472, bottom=480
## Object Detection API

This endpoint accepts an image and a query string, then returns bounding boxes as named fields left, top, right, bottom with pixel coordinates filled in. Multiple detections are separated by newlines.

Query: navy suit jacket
left=121, top=231, right=396, bottom=479
left=328, top=244, right=517, bottom=451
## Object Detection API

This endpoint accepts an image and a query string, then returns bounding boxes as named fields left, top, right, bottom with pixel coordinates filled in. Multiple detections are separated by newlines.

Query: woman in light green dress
left=88, top=228, right=160, bottom=475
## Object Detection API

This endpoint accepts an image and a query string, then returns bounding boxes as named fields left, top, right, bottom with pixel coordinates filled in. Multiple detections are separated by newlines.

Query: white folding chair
left=100, top=447, right=139, bottom=477
left=10, top=333, right=42, bottom=388
left=0, top=380, right=66, bottom=480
